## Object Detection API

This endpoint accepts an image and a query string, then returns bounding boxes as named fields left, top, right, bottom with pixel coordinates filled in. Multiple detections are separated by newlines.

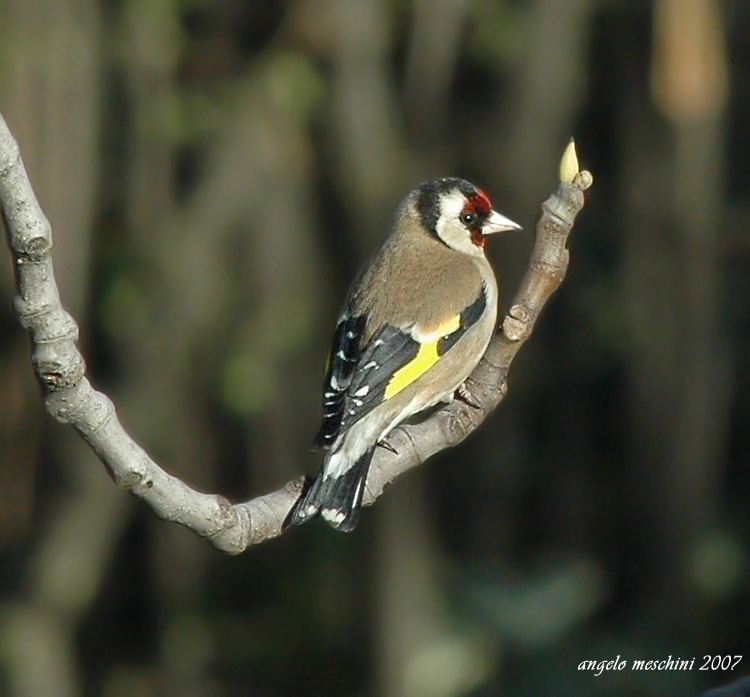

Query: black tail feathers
left=289, top=449, right=374, bottom=532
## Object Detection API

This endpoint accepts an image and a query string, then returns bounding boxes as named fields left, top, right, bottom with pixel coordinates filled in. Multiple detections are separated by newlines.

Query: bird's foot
left=379, top=437, right=399, bottom=455
left=455, top=382, right=482, bottom=409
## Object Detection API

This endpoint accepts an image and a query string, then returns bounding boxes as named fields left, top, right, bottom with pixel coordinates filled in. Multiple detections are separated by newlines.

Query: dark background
left=1, top=0, right=749, bottom=695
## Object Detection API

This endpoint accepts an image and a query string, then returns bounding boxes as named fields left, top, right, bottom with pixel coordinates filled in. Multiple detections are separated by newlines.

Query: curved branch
left=0, top=114, right=592, bottom=552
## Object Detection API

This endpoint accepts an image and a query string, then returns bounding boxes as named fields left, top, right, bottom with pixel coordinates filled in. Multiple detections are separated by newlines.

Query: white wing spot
left=353, top=385, right=370, bottom=397
left=363, top=361, right=378, bottom=370
left=322, top=508, right=346, bottom=524
left=353, top=477, right=364, bottom=503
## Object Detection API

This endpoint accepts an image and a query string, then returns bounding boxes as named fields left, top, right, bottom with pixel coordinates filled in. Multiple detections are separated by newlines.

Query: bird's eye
left=460, top=212, right=476, bottom=226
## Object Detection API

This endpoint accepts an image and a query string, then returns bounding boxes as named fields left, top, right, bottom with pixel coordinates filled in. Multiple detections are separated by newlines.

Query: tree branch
left=0, top=112, right=592, bottom=552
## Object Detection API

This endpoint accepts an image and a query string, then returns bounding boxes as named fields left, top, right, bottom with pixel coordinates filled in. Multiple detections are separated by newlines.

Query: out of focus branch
left=0, top=112, right=591, bottom=552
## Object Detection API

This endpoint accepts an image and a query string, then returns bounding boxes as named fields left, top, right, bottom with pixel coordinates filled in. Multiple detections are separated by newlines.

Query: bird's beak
left=483, top=209, right=522, bottom=235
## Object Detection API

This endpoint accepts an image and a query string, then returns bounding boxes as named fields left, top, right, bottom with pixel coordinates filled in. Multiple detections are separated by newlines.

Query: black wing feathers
left=313, top=314, right=367, bottom=450
left=314, top=287, right=488, bottom=448
left=315, top=322, right=420, bottom=446
left=437, top=290, right=487, bottom=355
left=343, top=324, right=420, bottom=420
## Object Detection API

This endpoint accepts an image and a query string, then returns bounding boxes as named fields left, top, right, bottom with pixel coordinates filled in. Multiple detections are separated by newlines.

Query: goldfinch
left=290, top=178, right=520, bottom=531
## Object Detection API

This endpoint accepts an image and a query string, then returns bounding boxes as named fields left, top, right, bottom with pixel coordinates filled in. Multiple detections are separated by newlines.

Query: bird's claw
left=455, top=382, right=482, bottom=409
left=379, top=437, right=399, bottom=455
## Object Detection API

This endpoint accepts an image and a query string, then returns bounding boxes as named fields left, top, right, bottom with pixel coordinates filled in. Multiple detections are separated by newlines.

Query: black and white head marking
left=415, top=178, right=520, bottom=256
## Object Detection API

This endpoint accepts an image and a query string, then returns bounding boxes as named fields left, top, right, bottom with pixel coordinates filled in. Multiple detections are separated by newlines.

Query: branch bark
left=0, top=112, right=592, bottom=552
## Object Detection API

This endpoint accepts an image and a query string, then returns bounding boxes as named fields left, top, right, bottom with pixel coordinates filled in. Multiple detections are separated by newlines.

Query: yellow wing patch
left=383, top=314, right=460, bottom=400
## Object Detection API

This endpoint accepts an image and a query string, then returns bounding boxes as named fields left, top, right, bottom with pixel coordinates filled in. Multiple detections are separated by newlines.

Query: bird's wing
left=313, top=290, right=487, bottom=450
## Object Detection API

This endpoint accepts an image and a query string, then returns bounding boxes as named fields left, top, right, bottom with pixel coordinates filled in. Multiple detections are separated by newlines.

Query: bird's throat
left=470, top=229, right=486, bottom=248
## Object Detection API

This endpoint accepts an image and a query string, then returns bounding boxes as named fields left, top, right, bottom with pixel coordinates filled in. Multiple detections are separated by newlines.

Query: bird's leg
left=455, top=382, right=482, bottom=409
left=378, top=437, right=399, bottom=455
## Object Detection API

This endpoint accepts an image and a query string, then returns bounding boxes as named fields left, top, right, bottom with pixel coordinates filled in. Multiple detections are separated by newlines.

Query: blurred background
left=0, top=0, right=748, bottom=695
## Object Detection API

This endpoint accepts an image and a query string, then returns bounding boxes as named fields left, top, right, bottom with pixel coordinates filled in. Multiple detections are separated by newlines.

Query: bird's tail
left=289, top=447, right=374, bottom=532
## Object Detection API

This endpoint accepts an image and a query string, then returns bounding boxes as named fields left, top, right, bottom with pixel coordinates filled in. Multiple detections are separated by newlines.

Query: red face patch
left=470, top=188, right=492, bottom=215
left=470, top=229, right=485, bottom=248
left=461, top=188, right=493, bottom=247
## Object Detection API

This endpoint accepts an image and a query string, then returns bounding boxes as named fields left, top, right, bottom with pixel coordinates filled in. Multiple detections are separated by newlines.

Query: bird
left=289, top=178, right=521, bottom=532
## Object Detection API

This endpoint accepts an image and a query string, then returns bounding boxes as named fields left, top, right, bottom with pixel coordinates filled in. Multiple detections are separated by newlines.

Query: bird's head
left=414, top=178, right=521, bottom=257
